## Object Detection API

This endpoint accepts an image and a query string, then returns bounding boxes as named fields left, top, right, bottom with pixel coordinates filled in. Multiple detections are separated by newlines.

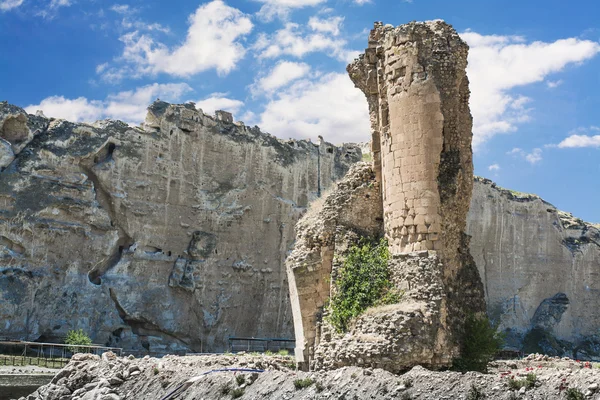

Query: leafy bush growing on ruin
left=452, top=314, right=504, bottom=373
left=328, top=239, right=400, bottom=333
left=64, top=329, right=92, bottom=353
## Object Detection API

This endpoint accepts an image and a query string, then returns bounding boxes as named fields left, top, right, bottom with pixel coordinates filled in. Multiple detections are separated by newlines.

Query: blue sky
left=1, top=0, right=599, bottom=222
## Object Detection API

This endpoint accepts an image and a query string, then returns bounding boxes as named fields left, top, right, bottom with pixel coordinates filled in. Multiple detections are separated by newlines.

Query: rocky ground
left=18, top=353, right=600, bottom=400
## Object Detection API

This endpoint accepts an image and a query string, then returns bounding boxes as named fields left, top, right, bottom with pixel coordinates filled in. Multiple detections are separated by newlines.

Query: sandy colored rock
left=0, top=100, right=360, bottom=354
left=287, top=20, right=485, bottom=372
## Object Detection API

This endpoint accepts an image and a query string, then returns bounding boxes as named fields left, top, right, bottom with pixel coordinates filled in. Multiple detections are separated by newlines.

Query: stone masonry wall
left=286, top=163, right=383, bottom=368
left=287, top=20, right=485, bottom=372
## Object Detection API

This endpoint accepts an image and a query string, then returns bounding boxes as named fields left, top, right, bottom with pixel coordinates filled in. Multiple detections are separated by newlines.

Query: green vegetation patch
left=64, top=329, right=92, bottom=353
left=328, top=239, right=401, bottom=333
left=565, top=388, right=585, bottom=400
left=507, top=373, right=537, bottom=390
left=293, top=378, right=314, bottom=389
left=452, top=314, right=504, bottom=373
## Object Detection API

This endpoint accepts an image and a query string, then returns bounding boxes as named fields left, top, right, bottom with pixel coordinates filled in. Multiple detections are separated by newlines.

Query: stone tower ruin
left=287, top=20, right=485, bottom=372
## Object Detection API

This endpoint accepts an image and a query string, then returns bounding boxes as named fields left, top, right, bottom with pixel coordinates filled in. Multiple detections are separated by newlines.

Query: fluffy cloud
left=101, top=0, right=252, bottom=81
left=307, top=16, right=343, bottom=36
left=109, top=4, right=170, bottom=34
left=25, top=97, right=105, bottom=123
left=255, top=0, right=326, bottom=22
left=546, top=80, right=563, bottom=89
left=195, top=93, right=244, bottom=116
left=556, top=127, right=600, bottom=148
left=0, top=0, right=23, bottom=11
left=25, top=83, right=192, bottom=124
left=251, top=61, right=310, bottom=95
left=462, top=31, right=600, bottom=148
left=525, top=148, right=543, bottom=164
left=258, top=72, right=369, bottom=144
left=253, top=20, right=354, bottom=61
left=488, top=164, right=500, bottom=171
left=507, top=147, right=543, bottom=164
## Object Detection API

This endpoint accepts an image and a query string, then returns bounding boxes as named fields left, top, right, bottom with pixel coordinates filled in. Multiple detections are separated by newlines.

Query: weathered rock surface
left=468, top=177, right=600, bottom=359
left=288, top=20, right=485, bottom=372
left=0, top=100, right=360, bottom=354
left=21, top=352, right=600, bottom=400
left=0, top=93, right=598, bottom=361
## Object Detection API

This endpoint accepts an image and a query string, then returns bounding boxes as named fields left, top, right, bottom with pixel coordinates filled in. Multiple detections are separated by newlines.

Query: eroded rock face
left=0, top=101, right=360, bottom=353
left=468, top=178, right=600, bottom=359
left=288, top=21, right=485, bottom=372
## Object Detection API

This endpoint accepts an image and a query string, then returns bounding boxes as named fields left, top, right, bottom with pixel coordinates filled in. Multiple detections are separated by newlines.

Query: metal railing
left=227, top=337, right=295, bottom=353
left=0, top=341, right=123, bottom=368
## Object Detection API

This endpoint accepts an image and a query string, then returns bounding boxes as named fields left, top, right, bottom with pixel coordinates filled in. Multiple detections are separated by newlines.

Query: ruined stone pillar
left=287, top=20, right=485, bottom=373
left=348, top=21, right=473, bottom=270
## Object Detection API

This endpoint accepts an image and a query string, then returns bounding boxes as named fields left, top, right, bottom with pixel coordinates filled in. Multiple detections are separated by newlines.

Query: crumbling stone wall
left=286, top=163, right=383, bottom=367
left=288, top=20, right=485, bottom=371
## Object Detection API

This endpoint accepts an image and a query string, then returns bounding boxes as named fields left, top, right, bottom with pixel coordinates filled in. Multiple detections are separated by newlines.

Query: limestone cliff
left=468, top=177, right=600, bottom=359
left=0, top=97, right=598, bottom=360
left=0, top=100, right=360, bottom=354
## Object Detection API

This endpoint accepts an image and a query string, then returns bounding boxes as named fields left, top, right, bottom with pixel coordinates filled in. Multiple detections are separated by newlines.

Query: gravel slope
left=19, top=353, right=600, bottom=400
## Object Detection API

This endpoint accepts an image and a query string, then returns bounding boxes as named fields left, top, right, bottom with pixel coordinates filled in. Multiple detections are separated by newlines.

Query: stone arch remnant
left=287, top=20, right=486, bottom=372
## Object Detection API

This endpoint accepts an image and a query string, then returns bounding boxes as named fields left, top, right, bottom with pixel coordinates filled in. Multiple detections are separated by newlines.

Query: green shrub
left=221, top=383, right=231, bottom=395
left=277, top=349, right=289, bottom=356
left=231, top=388, right=244, bottom=398
left=293, top=378, right=314, bottom=389
left=64, top=329, right=92, bottom=353
left=507, top=374, right=536, bottom=390
left=315, top=381, right=324, bottom=392
left=452, top=314, right=504, bottom=373
left=328, top=239, right=399, bottom=332
left=235, top=374, right=246, bottom=386
left=525, top=373, right=537, bottom=388
left=466, top=384, right=485, bottom=400
left=565, top=388, right=585, bottom=400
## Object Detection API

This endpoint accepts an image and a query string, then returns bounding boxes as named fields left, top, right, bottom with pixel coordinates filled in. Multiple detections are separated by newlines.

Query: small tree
left=452, top=313, right=504, bottom=373
left=65, top=329, right=92, bottom=353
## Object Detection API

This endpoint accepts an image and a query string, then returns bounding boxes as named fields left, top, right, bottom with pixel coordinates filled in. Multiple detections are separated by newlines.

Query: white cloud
left=546, top=79, right=563, bottom=88
left=353, top=0, right=371, bottom=4
left=252, top=61, right=310, bottom=95
left=255, top=0, right=326, bottom=22
left=25, top=83, right=192, bottom=124
left=488, top=164, right=500, bottom=171
left=49, top=0, right=72, bottom=8
left=253, top=21, right=354, bottom=62
left=462, top=31, right=600, bottom=148
left=308, top=16, right=343, bottom=36
left=25, top=97, right=105, bottom=123
left=195, top=93, right=244, bottom=116
left=0, top=0, right=23, bottom=11
left=101, top=0, right=252, bottom=81
left=506, top=147, right=543, bottom=164
left=109, top=5, right=170, bottom=34
left=258, top=72, right=369, bottom=144
left=110, top=4, right=136, bottom=15
left=525, top=148, right=543, bottom=164
left=507, top=147, right=523, bottom=155
left=556, top=127, right=600, bottom=148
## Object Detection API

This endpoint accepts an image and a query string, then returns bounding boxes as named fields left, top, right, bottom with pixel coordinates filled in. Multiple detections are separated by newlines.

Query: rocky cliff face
left=0, top=99, right=598, bottom=360
left=468, top=178, right=600, bottom=359
left=0, top=101, right=360, bottom=354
